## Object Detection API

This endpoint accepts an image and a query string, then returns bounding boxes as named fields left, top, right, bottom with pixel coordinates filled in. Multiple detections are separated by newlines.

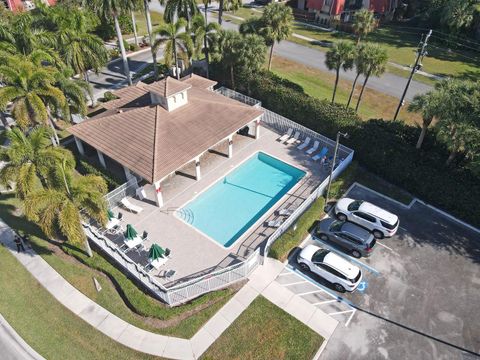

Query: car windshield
left=347, top=200, right=363, bottom=211
left=312, top=249, right=329, bottom=263
left=330, top=220, right=344, bottom=232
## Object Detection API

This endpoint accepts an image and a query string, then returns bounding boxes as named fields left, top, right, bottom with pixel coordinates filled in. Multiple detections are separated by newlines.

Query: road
left=0, top=314, right=44, bottom=360
left=90, top=0, right=432, bottom=102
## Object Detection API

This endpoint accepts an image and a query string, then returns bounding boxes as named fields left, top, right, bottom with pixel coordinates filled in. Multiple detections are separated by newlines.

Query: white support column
left=254, top=118, right=261, bottom=139
left=97, top=150, right=107, bottom=169
left=74, top=137, right=85, bottom=156
left=228, top=135, right=233, bottom=158
left=124, top=166, right=134, bottom=181
left=154, top=181, right=164, bottom=207
left=195, top=156, right=201, bottom=181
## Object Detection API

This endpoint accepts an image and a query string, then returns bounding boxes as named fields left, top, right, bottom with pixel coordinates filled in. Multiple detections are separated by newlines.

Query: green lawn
left=271, top=56, right=421, bottom=124
left=128, top=10, right=165, bottom=38
left=290, top=23, right=480, bottom=81
left=201, top=296, right=323, bottom=360
left=0, top=245, right=161, bottom=360
left=0, top=193, right=236, bottom=339
left=225, top=6, right=263, bottom=20
left=269, top=161, right=413, bottom=261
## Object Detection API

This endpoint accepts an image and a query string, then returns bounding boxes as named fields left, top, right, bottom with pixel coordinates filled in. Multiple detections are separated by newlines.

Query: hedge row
left=227, top=70, right=480, bottom=227
left=77, top=158, right=122, bottom=192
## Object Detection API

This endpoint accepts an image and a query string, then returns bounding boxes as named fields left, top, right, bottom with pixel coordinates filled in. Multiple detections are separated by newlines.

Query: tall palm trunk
left=268, top=43, right=275, bottom=71
left=85, top=239, right=93, bottom=257
left=355, top=71, right=370, bottom=112
left=218, top=0, right=224, bottom=24
left=332, top=68, right=340, bottom=104
left=84, top=72, right=96, bottom=107
left=230, top=65, right=235, bottom=89
left=445, top=127, right=459, bottom=166
left=173, top=39, right=180, bottom=80
left=347, top=72, right=360, bottom=108
left=114, top=14, right=132, bottom=86
left=416, top=119, right=432, bottom=149
left=204, top=3, right=210, bottom=78
left=144, top=0, right=158, bottom=79
left=131, top=11, right=139, bottom=47
left=48, top=118, right=60, bottom=146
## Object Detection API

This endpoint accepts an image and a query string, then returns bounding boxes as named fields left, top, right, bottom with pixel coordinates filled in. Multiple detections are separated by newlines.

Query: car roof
left=300, top=244, right=321, bottom=260
left=359, top=202, right=398, bottom=224
left=323, top=252, right=360, bottom=279
left=341, top=222, right=372, bottom=241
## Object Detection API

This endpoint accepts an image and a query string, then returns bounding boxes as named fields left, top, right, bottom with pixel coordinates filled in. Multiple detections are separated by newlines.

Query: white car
left=335, top=198, right=399, bottom=239
left=297, top=245, right=362, bottom=292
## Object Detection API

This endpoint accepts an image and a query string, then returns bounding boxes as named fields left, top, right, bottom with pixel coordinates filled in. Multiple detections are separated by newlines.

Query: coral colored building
left=3, top=0, right=56, bottom=12
left=295, top=0, right=398, bottom=25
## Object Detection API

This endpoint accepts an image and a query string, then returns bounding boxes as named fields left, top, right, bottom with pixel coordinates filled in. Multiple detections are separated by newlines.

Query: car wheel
left=373, top=230, right=384, bottom=239
left=334, top=283, right=346, bottom=292
left=336, top=213, right=347, bottom=221
left=351, top=250, right=361, bottom=258
left=299, top=262, right=310, bottom=272
left=319, top=233, right=329, bottom=241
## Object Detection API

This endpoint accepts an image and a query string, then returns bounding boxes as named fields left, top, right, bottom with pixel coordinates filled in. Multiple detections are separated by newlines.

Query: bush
left=77, top=158, right=122, bottom=191
left=222, top=70, right=480, bottom=227
left=102, top=91, right=119, bottom=102
left=129, top=43, right=139, bottom=52
left=109, top=48, right=119, bottom=59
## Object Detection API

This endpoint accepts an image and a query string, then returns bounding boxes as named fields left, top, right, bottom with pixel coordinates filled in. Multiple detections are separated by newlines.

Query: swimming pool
left=176, top=152, right=306, bottom=248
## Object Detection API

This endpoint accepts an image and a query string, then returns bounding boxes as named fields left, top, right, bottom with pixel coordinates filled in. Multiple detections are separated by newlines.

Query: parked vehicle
left=314, top=218, right=376, bottom=258
left=335, top=198, right=399, bottom=238
left=297, top=244, right=362, bottom=292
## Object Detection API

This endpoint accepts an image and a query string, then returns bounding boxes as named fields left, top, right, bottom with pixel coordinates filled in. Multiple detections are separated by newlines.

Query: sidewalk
left=1, top=219, right=337, bottom=359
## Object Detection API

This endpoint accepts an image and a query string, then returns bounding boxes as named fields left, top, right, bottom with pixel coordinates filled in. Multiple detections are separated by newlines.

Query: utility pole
left=324, top=131, right=348, bottom=213
left=393, top=29, right=432, bottom=121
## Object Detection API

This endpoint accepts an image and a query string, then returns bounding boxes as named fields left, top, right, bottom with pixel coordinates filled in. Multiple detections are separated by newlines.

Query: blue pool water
left=177, top=152, right=306, bottom=247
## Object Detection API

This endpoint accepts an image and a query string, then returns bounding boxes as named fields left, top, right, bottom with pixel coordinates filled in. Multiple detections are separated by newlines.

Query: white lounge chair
left=297, top=137, right=311, bottom=150
left=277, top=207, right=296, bottom=216
left=286, top=131, right=300, bottom=145
left=278, top=128, right=293, bottom=142
left=267, top=218, right=284, bottom=228
left=312, top=147, right=328, bottom=161
left=306, top=140, right=319, bottom=155
left=121, top=198, right=143, bottom=214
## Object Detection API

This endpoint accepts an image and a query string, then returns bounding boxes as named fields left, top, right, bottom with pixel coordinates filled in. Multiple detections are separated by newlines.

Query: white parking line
left=312, top=299, right=338, bottom=305
left=328, top=309, right=356, bottom=316
left=277, top=272, right=294, bottom=277
left=297, top=290, right=323, bottom=296
left=345, top=310, right=356, bottom=327
left=282, top=280, right=307, bottom=286
left=376, top=241, right=394, bottom=251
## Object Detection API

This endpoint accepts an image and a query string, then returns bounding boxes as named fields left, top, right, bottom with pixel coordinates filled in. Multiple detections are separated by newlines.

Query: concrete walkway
left=0, top=314, right=45, bottom=360
left=1, top=219, right=337, bottom=359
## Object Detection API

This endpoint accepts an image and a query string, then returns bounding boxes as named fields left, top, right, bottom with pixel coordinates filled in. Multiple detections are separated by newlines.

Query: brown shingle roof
left=146, top=76, right=192, bottom=97
left=70, top=78, right=263, bottom=183
left=182, top=74, right=218, bottom=90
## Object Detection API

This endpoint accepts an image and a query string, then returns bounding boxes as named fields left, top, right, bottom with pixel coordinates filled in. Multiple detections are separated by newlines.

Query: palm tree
left=346, top=43, right=368, bottom=108
left=164, top=0, right=198, bottom=25
left=24, top=158, right=108, bottom=257
left=407, top=91, right=441, bottom=149
left=239, top=16, right=264, bottom=35
left=325, top=40, right=356, bottom=104
left=355, top=44, right=388, bottom=112
left=89, top=0, right=136, bottom=85
left=192, top=13, right=220, bottom=79
left=261, top=3, right=293, bottom=71
left=215, top=30, right=242, bottom=88
left=352, top=9, right=376, bottom=45
left=218, top=0, right=225, bottom=25
left=0, top=127, right=75, bottom=200
left=142, top=0, right=159, bottom=79
left=0, top=56, right=69, bottom=143
left=153, top=18, right=193, bottom=80
left=54, top=67, right=92, bottom=117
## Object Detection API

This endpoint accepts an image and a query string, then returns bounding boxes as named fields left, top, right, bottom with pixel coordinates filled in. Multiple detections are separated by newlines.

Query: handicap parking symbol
left=357, top=280, right=368, bottom=293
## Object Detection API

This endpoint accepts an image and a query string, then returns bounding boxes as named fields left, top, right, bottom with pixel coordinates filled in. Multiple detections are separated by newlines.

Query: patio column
left=228, top=135, right=233, bottom=158
left=74, top=137, right=85, bottom=156
left=97, top=150, right=107, bottom=169
left=124, top=166, right=134, bottom=181
left=154, top=180, right=164, bottom=207
left=254, top=118, right=261, bottom=139
left=195, top=156, right=201, bottom=180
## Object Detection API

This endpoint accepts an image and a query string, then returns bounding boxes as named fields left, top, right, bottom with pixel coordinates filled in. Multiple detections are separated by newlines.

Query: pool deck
left=106, top=126, right=336, bottom=286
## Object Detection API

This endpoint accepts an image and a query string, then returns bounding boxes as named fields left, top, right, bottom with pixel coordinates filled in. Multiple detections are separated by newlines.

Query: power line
left=428, top=44, right=480, bottom=62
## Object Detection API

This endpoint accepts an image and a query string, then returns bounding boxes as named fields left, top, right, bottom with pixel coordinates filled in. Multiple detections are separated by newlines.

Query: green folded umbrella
left=107, top=209, right=114, bottom=221
left=149, top=244, right=165, bottom=261
left=124, top=224, right=138, bottom=240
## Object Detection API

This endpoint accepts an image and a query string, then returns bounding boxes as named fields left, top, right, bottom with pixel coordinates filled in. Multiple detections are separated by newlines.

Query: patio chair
left=142, top=231, right=148, bottom=240
left=266, top=218, right=284, bottom=228
left=297, top=137, right=311, bottom=150
left=165, top=248, right=171, bottom=258
left=306, top=140, right=319, bottom=155
left=286, top=131, right=300, bottom=145
left=121, top=197, right=143, bottom=214
left=117, top=212, right=123, bottom=220
left=164, top=269, right=176, bottom=280
left=277, top=207, right=296, bottom=216
left=278, top=128, right=293, bottom=142
left=312, top=147, right=328, bottom=161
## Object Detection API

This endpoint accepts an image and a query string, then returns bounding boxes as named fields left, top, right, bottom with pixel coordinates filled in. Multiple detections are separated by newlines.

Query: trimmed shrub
left=77, top=158, right=122, bottom=191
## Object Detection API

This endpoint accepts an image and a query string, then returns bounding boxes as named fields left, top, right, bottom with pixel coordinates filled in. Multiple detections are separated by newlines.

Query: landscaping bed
left=201, top=296, right=323, bottom=360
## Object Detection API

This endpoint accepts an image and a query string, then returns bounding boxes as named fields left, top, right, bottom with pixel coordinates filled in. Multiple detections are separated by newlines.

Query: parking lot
left=288, top=184, right=480, bottom=360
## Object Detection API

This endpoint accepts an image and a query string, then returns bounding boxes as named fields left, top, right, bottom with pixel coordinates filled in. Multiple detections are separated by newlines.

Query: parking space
left=290, top=184, right=480, bottom=359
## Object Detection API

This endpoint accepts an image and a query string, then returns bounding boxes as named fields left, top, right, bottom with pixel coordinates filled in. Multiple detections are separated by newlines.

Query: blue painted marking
left=357, top=280, right=368, bottom=293
left=311, top=236, right=381, bottom=277
left=285, top=265, right=356, bottom=308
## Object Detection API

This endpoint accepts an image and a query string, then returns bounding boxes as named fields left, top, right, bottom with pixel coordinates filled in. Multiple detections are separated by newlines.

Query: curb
left=0, top=314, right=45, bottom=360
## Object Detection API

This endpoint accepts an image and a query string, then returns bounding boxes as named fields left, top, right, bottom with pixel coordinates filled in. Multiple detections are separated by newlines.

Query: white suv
left=297, top=245, right=362, bottom=292
left=335, top=198, right=399, bottom=239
